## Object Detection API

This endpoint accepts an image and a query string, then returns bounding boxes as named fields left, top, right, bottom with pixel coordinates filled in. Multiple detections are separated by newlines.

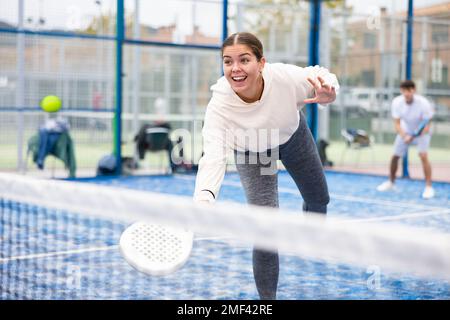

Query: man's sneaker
left=422, top=186, right=435, bottom=199
left=376, top=180, right=395, bottom=192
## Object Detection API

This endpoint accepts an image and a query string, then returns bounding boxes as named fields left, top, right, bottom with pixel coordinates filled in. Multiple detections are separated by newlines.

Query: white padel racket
left=119, top=222, right=194, bottom=276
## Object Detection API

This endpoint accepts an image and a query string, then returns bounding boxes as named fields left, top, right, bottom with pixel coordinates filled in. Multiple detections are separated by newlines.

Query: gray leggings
left=234, top=112, right=329, bottom=300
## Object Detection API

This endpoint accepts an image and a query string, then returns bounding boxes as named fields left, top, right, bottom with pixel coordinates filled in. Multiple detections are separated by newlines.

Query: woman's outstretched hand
left=304, top=76, right=337, bottom=105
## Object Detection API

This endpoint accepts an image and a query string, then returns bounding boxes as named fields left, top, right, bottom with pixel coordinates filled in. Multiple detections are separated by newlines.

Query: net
left=1, top=173, right=450, bottom=300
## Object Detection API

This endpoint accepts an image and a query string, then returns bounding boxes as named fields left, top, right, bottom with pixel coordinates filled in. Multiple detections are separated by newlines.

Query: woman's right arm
left=193, top=109, right=228, bottom=203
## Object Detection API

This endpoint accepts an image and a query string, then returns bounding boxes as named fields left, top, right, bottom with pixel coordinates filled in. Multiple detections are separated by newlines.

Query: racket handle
left=413, top=119, right=429, bottom=137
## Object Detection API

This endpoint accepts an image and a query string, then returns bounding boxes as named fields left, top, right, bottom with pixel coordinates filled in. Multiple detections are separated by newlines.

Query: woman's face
left=222, top=44, right=265, bottom=103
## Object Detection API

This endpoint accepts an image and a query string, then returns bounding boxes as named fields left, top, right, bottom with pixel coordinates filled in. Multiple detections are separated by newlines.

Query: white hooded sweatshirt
left=194, top=62, right=339, bottom=203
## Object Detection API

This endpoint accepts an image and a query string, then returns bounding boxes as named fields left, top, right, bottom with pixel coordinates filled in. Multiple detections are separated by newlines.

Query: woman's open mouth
left=232, top=76, right=247, bottom=82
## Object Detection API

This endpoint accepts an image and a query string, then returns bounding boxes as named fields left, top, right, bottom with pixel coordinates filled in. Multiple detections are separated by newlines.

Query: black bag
left=96, top=154, right=117, bottom=175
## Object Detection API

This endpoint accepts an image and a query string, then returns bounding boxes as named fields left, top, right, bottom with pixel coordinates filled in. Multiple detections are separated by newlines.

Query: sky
left=347, top=0, right=448, bottom=14
left=0, top=0, right=448, bottom=37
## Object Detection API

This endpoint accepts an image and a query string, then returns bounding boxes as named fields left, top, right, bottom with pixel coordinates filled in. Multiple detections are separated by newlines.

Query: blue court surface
left=1, top=171, right=449, bottom=299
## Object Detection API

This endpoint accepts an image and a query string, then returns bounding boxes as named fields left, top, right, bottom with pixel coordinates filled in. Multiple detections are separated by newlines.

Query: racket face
left=119, top=222, right=194, bottom=276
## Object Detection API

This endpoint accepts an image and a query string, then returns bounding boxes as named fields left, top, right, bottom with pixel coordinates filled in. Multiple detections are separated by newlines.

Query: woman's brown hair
left=221, top=32, right=264, bottom=61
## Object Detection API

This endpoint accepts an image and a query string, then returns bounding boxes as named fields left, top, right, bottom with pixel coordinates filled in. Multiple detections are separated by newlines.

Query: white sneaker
left=422, top=186, right=435, bottom=199
left=377, top=180, right=395, bottom=192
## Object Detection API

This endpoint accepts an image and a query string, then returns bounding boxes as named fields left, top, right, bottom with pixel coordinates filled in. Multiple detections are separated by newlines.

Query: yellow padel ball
left=40, top=95, right=62, bottom=113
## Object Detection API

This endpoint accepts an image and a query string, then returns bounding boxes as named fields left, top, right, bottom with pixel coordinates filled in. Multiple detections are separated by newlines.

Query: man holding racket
left=377, top=80, right=435, bottom=199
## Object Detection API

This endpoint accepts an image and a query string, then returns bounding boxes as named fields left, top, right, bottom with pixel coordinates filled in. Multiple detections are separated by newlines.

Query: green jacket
left=28, top=131, right=77, bottom=178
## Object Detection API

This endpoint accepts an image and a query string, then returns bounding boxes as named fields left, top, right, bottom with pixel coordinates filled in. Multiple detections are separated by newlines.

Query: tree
left=84, top=11, right=133, bottom=36
left=230, top=0, right=347, bottom=55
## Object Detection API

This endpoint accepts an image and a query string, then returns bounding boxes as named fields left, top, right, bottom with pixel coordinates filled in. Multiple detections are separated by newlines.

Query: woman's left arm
left=279, top=63, right=339, bottom=107
left=303, top=76, right=336, bottom=105
left=302, top=66, right=339, bottom=105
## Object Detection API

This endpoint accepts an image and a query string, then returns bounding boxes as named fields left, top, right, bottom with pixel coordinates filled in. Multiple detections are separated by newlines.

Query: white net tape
left=1, top=173, right=450, bottom=280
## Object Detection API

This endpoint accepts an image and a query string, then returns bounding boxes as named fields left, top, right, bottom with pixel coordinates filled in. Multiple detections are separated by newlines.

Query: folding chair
left=339, top=128, right=375, bottom=167
left=134, top=124, right=174, bottom=174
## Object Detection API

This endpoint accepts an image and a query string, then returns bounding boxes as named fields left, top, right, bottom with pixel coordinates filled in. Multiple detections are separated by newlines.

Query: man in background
left=377, top=80, right=435, bottom=199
